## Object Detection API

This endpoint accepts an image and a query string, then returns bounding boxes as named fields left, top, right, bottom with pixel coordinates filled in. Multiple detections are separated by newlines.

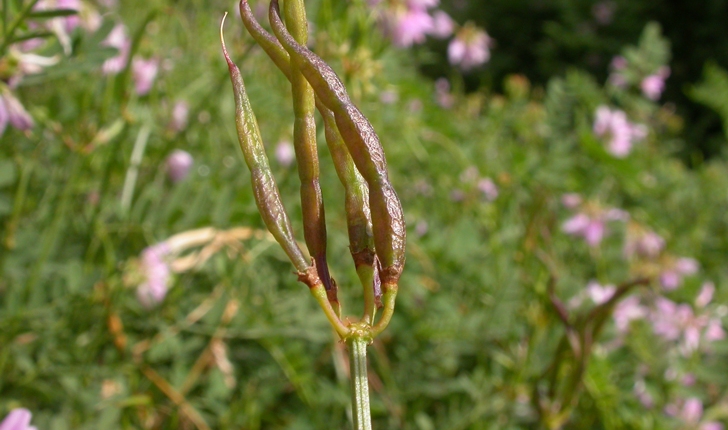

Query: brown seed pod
left=267, top=0, right=406, bottom=286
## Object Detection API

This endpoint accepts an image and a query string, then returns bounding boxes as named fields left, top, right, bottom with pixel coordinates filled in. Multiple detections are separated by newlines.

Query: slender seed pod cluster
left=268, top=0, right=406, bottom=290
left=238, top=0, right=379, bottom=319
left=221, top=0, right=405, bottom=338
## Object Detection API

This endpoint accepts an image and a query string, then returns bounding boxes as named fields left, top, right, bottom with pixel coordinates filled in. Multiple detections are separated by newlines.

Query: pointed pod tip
left=220, top=12, right=234, bottom=68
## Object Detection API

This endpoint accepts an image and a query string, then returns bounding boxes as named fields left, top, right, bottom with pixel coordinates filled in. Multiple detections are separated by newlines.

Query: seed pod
left=239, top=0, right=375, bottom=273
left=277, top=0, right=333, bottom=294
left=268, top=0, right=406, bottom=287
left=220, top=16, right=309, bottom=273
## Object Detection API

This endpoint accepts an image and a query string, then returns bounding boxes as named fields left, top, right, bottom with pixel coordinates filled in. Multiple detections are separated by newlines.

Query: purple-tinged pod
left=239, top=0, right=375, bottom=268
left=268, top=0, right=405, bottom=287
left=220, top=15, right=309, bottom=273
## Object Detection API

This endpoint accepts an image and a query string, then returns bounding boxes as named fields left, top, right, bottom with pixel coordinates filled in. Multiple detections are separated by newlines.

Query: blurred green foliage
left=1, top=0, right=728, bottom=429
left=428, top=0, right=728, bottom=160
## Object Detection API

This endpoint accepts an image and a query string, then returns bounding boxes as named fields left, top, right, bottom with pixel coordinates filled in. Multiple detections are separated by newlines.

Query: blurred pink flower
left=275, top=140, right=295, bottom=167
left=42, top=0, right=81, bottom=32
left=562, top=206, right=628, bottom=247
left=415, top=220, right=428, bottom=236
left=171, top=100, right=189, bottom=132
left=641, top=67, right=670, bottom=100
left=0, top=89, right=34, bottom=136
left=435, top=77, right=454, bottom=108
left=32, top=0, right=86, bottom=53
left=696, top=282, right=715, bottom=308
left=593, top=106, right=647, bottom=157
left=430, top=10, right=455, bottom=38
left=407, top=0, right=438, bottom=7
left=137, top=242, right=171, bottom=308
left=610, top=56, right=628, bottom=70
left=624, top=225, right=664, bottom=259
left=448, top=23, right=491, bottom=70
left=682, top=398, right=704, bottom=424
left=561, top=193, right=582, bottom=209
left=681, top=373, right=696, bottom=386
left=477, top=177, right=498, bottom=201
left=0, top=408, right=37, bottom=430
left=388, top=7, right=434, bottom=47
left=102, top=23, right=131, bottom=74
left=613, top=295, right=646, bottom=332
left=667, top=398, right=724, bottom=430
left=651, top=296, right=724, bottom=355
left=380, top=89, right=398, bottom=104
left=132, top=57, right=159, bottom=96
left=633, top=379, right=653, bottom=408
left=586, top=281, right=615, bottom=304
left=166, top=149, right=193, bottom=183
left=459, top=166, right=479, bottom=183
left=659, top=257, right=698, bottom=290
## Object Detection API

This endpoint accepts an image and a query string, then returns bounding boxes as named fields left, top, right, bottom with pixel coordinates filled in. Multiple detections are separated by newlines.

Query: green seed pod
left=267, top=0, right=406, bottom=286
left=221, top=16, right=309, bottom=273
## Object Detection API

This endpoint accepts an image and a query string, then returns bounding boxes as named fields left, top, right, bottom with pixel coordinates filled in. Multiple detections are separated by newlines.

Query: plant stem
left=347, top=335, right=372, bottom=430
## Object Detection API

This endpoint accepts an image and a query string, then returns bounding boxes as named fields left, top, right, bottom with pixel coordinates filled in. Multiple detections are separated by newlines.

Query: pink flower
left=435, top=77, right=454, bottom=108
left=640, top=67, right=670, bottom=100
left=610, top=56, right=628, bottom=70
left=562, top=206, right=628, bottom=247
left=430, top=10, right=455, bottom=38
left=651, top=296, right=723, bottom=355
left=132, top=57, right=159, bottom=96
left=166, top=149, right=193, bottom=183
left=561, top=193, right=582, bottom=209
left=407, top=0, right=438, bottom=7
left=659, top=257, right=698, bottom=290
left=0, top=408, right=37, bottom=430
left=388, top=7, right=434, bottom=47
left=137, top=243, right=171, bottom=308
left=31, top=0, right=86, bottom=53
left=668, top=398, right=724, bottom=429
left=170, top=100, right=189, bottom=132
left=477, top=177, right=498, bottom=201
left=415, top=220, right=428, bottom=236
left=379, top=90, right=398, bottom=104
left=633, top=380, right=653, bottom=408
left=0, top=88, right=34, bottom=136
left=682, top=398, right=704, bottom=424
left=102, top=24, right=131, bottom=74
left=586, top=281, right=615, bottom=305
left=275, top=140, right=295, bottom=167
left=448, top=23, right=492, bottom=70
left=623, top=224, right=665, bottom=259
left=705, top=318, right=725, bottom=342
left=696, top=282, right=715, bottom=308
left=593, top=106, right=647, bottom=157
left=614, top=295, right=646, bottom=332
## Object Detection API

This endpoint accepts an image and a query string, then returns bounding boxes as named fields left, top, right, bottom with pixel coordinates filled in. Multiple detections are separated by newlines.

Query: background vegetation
left=2, top=0, right=728, bottom=428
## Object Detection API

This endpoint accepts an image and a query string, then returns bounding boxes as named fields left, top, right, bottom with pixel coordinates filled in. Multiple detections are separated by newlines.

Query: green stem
left=309, top=284, right=349, bottom=338
left=358, top=264, right=376, bottom=325
left=0, top=0, right=41, bottom=55
left=347, top=335, right=372, bottom=430
left=372, top=286, right=397, bottom=337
